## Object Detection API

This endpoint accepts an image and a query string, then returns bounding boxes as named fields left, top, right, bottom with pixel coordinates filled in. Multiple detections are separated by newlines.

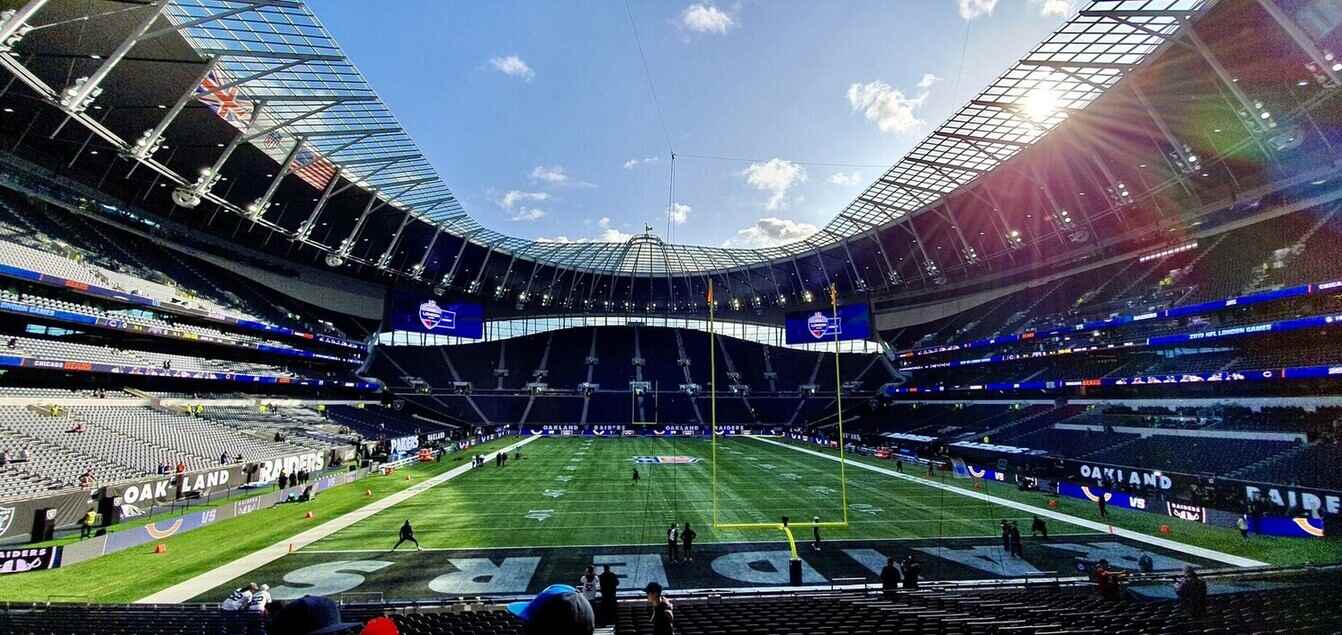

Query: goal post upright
left=831, top=283, right=849, bottom=527
left=709, top=280, right=718, bottom=529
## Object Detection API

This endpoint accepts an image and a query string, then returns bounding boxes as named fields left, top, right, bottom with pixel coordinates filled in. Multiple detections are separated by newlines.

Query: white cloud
left=623, top=156, right=660, bottom=169
left=680, top=3, right=735, bottom=34
left=957, top=0, right=999, bottom=19
left=1030, top=0, right=1071, bottom=16
left=598, top=216, right=633, bottom=242
left=497, top=190, right=550, bottom=209
left=530, top=165, right=569, bottom=184
left=508, top=207, right=546, bottom=222
left=847, top=80, right=930, bottom=134
left=668, top=202, right=691, bottom=224
left=722, top=217, right=818, bottom=248
left=529, top=164, right=595, bottom=188
left=917, top=73, right=941, bottom=90
left=489, top=55, right=534, bottom=81
left=536, top=235, right=577, bottom=244
left=828, top=171, right=863, bottom=186
left=740, top=158, right=807, bottom=211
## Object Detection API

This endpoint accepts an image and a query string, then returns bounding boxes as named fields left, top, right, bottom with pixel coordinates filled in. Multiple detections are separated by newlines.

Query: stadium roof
left=157, top=0, right=1203, bottom=275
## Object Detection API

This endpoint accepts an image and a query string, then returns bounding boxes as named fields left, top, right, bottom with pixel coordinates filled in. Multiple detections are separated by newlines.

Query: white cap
left=260, top=584, right=270, bottom=591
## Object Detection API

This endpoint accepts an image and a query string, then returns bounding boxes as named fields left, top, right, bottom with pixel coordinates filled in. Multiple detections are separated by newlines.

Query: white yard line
left=136, top=435, right=541, bottom=604
left=754, top=437, right=1269, bottom=568
left=300, top=532, right=1100, bottom=553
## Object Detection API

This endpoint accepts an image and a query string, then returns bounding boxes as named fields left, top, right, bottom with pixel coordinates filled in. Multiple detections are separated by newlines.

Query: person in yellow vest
left=80, top=508, right=98, bottom=539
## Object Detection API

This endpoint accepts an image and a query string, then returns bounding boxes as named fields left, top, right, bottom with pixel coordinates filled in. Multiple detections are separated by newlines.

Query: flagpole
left=709, top=280, right=718, bottom=528
left=831, top=284, right=848, bottom=526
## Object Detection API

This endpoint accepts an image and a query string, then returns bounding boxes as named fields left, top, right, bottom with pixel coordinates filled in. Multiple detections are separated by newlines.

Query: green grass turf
left=786, top=440, right=1342, bottom=567
left=306, top=436, right=1099, bottom=552
left=0, top=437, right=519, bottom=604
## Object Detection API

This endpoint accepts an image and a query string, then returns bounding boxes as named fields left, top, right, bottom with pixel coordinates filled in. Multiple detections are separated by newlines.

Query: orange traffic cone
left=304, top=511, right=315, bottom=520
left=153, top=543, right=167, bottom=554
left=404, top=474, right=411, bottom=481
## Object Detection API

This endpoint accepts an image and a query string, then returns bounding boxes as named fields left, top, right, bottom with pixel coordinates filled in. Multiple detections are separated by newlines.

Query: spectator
left=19, top=447, right=30, bottom=462
left=1000, top=520, right=1011, bottom=554
left=78, top=470, right=94, bottom=489
left=246, top=584, right=271, bottom=615
left=0, top=450, right=9, bottom=466
left=598, top=564, right=619, bottom=627
left=506, top=583, right=595, bottom=635
left=220, top=583, right=256, bottom=613
left=1175, top=566, right=1207, bottom=618
left=176, top=461, right=186, bottom=475
left=6, top=336, right=15, bottom=349
left=1093, top=560, right=1122, bottom=601
left=1009, top=521, right=1024, bottom=558
left=812, top=516, right=822, bottom=551
left=644, top=582, right=675, bottom=635
left=682, top=522, right=697, bottom=562
left=267, top=594, right=360, bottom=634
left=880, top=557, right=902, bottom=598
left=219, top=452, right=229, bottom=465
left=67, top=423, right=85, bottom=434
left=577, top=565, right=598, bottom=604
left=901, top=555, right=921, bottom=589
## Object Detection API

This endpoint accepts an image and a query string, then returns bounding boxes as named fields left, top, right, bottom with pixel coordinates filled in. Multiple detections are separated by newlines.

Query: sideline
left=754, top=437, right=1268, bottom=568
left=136, top=435, right=540, bottom=604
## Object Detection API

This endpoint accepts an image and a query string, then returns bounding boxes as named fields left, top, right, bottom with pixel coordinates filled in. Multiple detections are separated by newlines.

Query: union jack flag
left=292, top=144, right=337, bottom=190
left=194, top=70, right=253, bottom=128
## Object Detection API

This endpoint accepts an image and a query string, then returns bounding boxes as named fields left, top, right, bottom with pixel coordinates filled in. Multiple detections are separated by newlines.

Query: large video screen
left=386, top=290, right=484, bottom=339
left=784, top=302, right=872, bottom=345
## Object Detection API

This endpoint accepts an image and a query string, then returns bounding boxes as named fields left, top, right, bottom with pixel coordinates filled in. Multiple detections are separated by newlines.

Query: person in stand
left=681, top=522, right=697, bottom=562
left=811, top=516, right=822, bottom=551
left=666, top=524, right=680, bottom=563
left=1175, top=566, right=1207, bottom=618
left=393, top=520, right=423, bottom=551
left=1092, top=559, right=1122, bottom=601
left=598, top=564, right=619, bottom=628
left=245, top=584, right=271, bottom=616
left=78, top=470, right=95, bottom=490
left=901, top=555, right=921, bottom=590
left=631, top=467, right=640, bottom=486
left=505, top=583, right=595, bottom=635
left=79, top=508, right=98, bottom=539
left=644, top=582, right=675, bottom=635
left=1030, top=515, right=1048, bottom=539
left=880, top=557, right=902, bottom=599
left=220, top=583, right=256, bottom=613
left=927, top=461, right=935, bottom=478
left=176, top=461, right=186, bottom=475
left=219, top=452, right=229, bottom=465
left=577, top=565, right=598, bottom=605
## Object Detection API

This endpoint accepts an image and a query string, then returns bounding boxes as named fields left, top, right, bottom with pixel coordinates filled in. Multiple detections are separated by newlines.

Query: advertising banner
left=784, top=303, right=871, bottom=345
left=386, top=290, right=483, bottom=338
left=0, top=546, right=61, bottom=574
left=0, top=490, right=92, bottom=543
left=103, top=465, right=245, bottom=513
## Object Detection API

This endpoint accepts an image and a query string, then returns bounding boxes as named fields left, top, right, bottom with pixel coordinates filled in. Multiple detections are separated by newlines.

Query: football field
left=190, top=436, right=1231, bottom=601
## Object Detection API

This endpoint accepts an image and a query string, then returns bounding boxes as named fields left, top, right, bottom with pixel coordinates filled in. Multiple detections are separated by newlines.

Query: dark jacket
left=880, top=564, right=902, bottom=590
left=652, top=598, right=675, bottom=635
left=599, top=571, right=619, bottom=597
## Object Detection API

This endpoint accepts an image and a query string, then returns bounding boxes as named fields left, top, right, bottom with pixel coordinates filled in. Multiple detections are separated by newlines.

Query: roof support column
left=57, top=0, right=168, bottom=117
left=438, top=234, right=473, bottom=291
left=174, top=101, right=265, bottom=208
left=410, top=225, right=444, bottom=280
left=248, top=137, right=305, bottom=220
left=126, top=57, right=219, bottom=169
left=0, top=0, right=48, bottom=53
left=295, top=165, right=342, bottom=242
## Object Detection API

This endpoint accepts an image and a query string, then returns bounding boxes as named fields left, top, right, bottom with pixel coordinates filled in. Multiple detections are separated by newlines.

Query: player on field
left=666, top=523, right=680, bottom=563
left=393, top=519, right=423, bottom=551
left=632, top=467, right=640, bottom=486
left=812, top=516, right=822, bottom=551
left=681, top=522, right=697, bottom=561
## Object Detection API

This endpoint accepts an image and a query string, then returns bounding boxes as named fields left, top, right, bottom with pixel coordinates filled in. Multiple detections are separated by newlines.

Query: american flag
left=194, top=70, right=253, bottom=128
left=292, top=144, right=337, bottom=190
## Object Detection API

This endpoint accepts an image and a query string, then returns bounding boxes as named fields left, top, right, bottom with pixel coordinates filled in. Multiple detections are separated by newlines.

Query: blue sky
left=315, top=1, right=1072, bottom=248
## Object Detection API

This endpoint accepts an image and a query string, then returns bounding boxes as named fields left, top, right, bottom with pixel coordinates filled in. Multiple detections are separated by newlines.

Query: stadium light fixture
left=801, top=290, right=814, bottom=303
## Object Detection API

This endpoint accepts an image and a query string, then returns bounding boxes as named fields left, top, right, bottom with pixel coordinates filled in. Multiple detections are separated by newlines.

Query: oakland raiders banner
left=102, top=465, right=246, bottom=510
left=0, top=490, right=92, bottom=543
